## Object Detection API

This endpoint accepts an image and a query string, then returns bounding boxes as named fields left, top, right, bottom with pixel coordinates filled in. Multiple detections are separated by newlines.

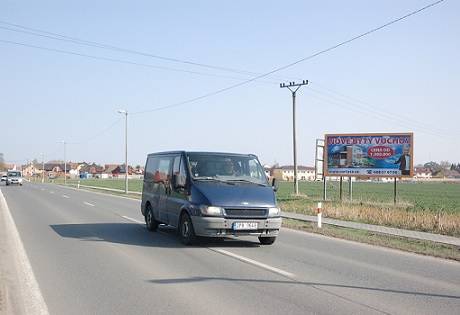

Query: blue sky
left=1, top=0, right=459, bottom=167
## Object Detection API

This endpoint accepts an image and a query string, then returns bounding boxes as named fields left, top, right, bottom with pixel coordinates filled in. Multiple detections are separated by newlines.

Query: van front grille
left=224, top=208, right=267, bottom=218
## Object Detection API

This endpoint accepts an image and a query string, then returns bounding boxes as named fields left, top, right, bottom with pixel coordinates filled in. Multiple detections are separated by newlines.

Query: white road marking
left=49, top=191, right=54, bottom=194
left=0, top=190, right=49, bottom=314
left=62, top=195, right=69, bottom=199
left=83, top=202, right=95, bottom=207
left=121, top=215, right=144, bottom=224
left=209, top=248, right=296, bottom=279
left=120, top=214, right=295, bottom=279
left=40, top=188, right=45, bottom=191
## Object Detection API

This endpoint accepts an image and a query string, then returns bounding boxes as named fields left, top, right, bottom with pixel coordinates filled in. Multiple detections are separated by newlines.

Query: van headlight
left=268, top=207, right=280, bottom=217
left=200, top=205, right=224, bottom=216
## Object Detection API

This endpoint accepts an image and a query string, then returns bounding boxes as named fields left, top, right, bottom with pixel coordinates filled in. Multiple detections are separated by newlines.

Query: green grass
left=277, top=181, right=460, bottom=213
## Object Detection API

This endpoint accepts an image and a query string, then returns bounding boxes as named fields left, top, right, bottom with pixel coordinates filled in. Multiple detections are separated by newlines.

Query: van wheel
left=179, top=213, right=196, bottom=245
left=259, top=237, right=276, bottom=245
left=145, top=205, right=158, bottom=232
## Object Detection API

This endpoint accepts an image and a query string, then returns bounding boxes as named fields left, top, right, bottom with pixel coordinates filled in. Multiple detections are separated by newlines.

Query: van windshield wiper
left=194, top=177, right=235, bottom=185
left=225, top=179, right=267, bottom=186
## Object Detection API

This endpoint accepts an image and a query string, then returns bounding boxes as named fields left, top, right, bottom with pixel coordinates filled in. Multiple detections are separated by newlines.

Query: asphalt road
left=1, top=182, right=459, bottom=315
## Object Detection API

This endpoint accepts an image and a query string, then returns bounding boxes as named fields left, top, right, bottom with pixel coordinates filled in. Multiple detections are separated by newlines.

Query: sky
left=1, top=0, right=459, bottom=167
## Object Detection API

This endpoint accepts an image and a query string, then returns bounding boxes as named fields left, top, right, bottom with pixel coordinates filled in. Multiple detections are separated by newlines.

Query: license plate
left=233, top=222, right=258, bottom=230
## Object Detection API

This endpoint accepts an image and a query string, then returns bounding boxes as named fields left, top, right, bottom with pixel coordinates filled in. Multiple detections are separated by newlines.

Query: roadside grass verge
left=282, top=218, right=460, bottom=262
left=279, top=198, right=460, bottom=237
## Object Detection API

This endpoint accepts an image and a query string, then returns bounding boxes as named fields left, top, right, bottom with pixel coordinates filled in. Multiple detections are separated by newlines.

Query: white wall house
left=272, top=165, right=316, bottom=181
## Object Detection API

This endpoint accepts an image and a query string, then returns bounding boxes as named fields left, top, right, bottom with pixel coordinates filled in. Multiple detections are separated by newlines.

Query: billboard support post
left=349, top=176, right=353, bottom=201
left=314, top=138, right=326, bottom=201
left=393, top=177, right=397, bottom=204
left=339, top=177, right=343, bottom=201
left=323, top=177, right=327, bottom=201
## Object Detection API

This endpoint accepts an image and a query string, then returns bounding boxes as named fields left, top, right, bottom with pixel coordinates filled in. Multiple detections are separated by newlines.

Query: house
left=103, top=164, right=122, bottom=178
left=263, top=165, right=272, bottom=180
left=414, top=167, right=432, bottom=180
left=21, top=163, right=42, bottom=177
left=133, top=165, right=144, bottom=175
left=442, top=169, right=460, bottom=179
left=79, top=162, right=104, bottom=178
left=43, top=161, right=79, bottom=178
left=272, top=165, right=316, bottom=181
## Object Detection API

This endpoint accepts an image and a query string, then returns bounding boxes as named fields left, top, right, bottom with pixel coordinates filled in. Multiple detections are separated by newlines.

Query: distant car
left=6, top=171, right=23, bottom=186
left=1, top=175, right=7, bottom=182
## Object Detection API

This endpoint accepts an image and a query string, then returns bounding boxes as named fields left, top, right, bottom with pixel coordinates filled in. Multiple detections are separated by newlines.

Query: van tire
left=258, top=236, right=276, bottom=245
left=145, top=205, right=159, bottom=232
left=179, top=213, right=196, bottom=245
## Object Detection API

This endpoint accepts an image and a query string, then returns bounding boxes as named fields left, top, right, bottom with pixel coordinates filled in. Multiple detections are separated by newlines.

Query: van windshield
left=8, top=171, right=21, bottom=177
left=187, top=153, right=268, bottom=185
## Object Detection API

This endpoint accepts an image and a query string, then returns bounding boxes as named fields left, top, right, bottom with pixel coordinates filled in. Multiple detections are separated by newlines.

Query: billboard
left=324, top=133, right=413, bottom=177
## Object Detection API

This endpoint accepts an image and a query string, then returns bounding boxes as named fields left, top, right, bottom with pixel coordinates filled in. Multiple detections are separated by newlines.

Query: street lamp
left=57, top=141, right=67, bottom=185
left=41, top=153, right=45, bottom=183
left=117, top=109, right=128, bottom=194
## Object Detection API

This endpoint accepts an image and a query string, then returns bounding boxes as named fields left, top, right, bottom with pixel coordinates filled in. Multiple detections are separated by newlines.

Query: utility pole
left=117, top=109, right=129, bottom=194
left=280, top=80, right=308, bottom=195
left=57, top=141, right=67, bottom=184
left=41, top=153, right=45, bottom=183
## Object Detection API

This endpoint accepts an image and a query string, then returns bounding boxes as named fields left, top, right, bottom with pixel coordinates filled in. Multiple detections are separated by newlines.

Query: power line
left=129, top=0, right=445, bottom=114
left=308, top=81, right=458, bottom=137
left=0, top=21, right=266, bottom=78
left=305, top=88, right=451, bottom=139
left=0, top=38, right=278, bottom=84
left=0, top=0, right=444, bottom=117
left=71, top=118, right=122, bottom=144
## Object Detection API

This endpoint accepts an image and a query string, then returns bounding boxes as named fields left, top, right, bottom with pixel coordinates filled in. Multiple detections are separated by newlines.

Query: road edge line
left=0, top=189, right=49, bottom=315
left=209, top=248, right=295, bottom=279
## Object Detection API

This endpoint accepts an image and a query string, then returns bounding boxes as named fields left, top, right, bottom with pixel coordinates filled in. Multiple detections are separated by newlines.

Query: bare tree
left=0, top=153, right=5, bottom=171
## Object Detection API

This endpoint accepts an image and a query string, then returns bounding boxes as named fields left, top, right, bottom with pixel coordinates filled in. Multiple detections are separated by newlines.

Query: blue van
left=141, top=151, right=281, bottom=245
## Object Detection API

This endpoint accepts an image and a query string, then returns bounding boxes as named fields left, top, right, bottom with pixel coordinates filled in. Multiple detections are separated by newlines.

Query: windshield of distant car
left=7, top=171, right=21, bottom=177
left=187, top=153, right=268, bottom=185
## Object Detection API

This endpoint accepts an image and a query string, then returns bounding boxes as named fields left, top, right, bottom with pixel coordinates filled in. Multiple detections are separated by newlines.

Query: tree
left=440, top=161, right=451, bottom=170
left=424, top=161, right=440, bottom=172
left=0, top=153, right=4, bottom=171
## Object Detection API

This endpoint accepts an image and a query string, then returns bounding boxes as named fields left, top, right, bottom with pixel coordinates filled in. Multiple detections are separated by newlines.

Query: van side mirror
left=271, top=178, right=279, bottom=192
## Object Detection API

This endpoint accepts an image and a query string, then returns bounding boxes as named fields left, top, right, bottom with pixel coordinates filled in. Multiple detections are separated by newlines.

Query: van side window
left=173, top=155, right=188, bottom=188
left=145, top=156, right=159, bottom=181
left=155, top=157, right=172, bottom=183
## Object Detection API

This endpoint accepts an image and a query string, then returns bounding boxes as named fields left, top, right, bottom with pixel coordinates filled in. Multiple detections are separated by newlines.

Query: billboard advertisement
left=324, top=133, right=413, bottom=177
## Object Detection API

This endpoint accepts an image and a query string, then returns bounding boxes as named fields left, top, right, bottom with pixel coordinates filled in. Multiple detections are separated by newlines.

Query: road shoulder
left=0, top=189, right=49, bottom=315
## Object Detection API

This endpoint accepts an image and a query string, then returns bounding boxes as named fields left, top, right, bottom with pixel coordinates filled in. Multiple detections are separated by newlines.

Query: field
left=277, top=180, right=460, bottom=213
left=42, top=178, right=460, bottom=236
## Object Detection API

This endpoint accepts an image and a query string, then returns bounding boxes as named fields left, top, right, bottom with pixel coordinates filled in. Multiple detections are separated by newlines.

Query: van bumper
left=191, top=216, right=282, bottom=237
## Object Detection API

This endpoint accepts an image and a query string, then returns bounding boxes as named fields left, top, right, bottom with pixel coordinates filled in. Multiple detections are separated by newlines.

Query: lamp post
left=41, top=153, right=45, bottom=183
left=117, top=109, right=128, bottom=194
left=57, top=141, right=67, bottom=185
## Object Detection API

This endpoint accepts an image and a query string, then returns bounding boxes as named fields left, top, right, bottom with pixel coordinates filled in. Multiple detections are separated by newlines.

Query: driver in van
left=222, top=160, right=235, bottom=176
